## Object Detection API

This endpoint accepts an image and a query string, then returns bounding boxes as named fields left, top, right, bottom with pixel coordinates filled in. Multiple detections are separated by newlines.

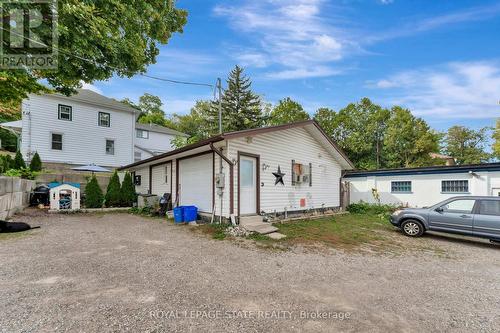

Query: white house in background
left=12, top=89, right=187, bottom=168
left=134, top=123, right=188, bottom=162
left=344, top=163, right=500, bottom=208
left=120, top=120, right=354, bottom=221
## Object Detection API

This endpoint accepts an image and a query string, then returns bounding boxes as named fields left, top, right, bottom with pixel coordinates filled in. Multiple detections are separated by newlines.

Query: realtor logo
left=0, top=0, right=58, bottom=69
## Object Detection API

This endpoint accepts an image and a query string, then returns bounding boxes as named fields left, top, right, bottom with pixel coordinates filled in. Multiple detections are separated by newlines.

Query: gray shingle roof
left=49, top=89, right=139, bottom=114
left=135, top=122, right=188, bottom=137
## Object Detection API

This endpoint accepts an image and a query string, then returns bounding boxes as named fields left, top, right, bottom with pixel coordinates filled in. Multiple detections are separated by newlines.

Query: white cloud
left=266, top=66, right=341, bottom=80
left=214, top=0, right=349, bottom=79
left=379, top=0, right=394, bottom=4
left=80, top=82, right=102, bottom=94
left=367, top=3, right=500, bottom=43
left=368, top=61, right=500, bottom=119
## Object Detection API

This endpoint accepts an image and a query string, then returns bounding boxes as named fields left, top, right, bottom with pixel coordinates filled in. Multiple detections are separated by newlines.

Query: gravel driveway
left=1, top=210, right=500, bottom=332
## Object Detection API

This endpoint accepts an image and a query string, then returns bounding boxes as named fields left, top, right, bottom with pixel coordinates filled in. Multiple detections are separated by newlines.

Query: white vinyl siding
left=21, top=94, right=135, bottom=167
left=135, top=130, right=176, bottom=154
left=151, top=163, right=171, bottom=197
left=227, top=127, right=342, bottom=217
left=134, top=168, right=150, bottom=194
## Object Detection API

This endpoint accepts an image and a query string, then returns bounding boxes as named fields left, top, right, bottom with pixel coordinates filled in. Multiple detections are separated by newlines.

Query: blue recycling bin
left=173, top=206, right=184, bottom=224
left=183, top=206, right=198, bottom=222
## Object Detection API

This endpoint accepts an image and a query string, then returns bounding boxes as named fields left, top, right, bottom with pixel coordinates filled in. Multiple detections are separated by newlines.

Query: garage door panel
left=179, top=154, right=213, bottom=212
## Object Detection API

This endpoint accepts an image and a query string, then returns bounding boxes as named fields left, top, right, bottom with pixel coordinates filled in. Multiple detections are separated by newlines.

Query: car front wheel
left=401, top=220, right=425, bottom=237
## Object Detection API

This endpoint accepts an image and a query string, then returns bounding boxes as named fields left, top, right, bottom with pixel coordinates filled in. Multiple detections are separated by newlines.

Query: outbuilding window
left=391, top=181, right=412, bottom=193
left=442, top=180, right=469, bottom=193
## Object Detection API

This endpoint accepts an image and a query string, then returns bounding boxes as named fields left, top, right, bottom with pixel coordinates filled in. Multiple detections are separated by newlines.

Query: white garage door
left=179, top=153, right=213, bottom=212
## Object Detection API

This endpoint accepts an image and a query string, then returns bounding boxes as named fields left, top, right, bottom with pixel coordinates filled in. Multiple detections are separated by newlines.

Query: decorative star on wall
left=273, top=165, right=286, bottom=186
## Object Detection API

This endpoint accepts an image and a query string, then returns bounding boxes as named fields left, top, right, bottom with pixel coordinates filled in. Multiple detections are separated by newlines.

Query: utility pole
left=217, top=78, right=222, bottom=134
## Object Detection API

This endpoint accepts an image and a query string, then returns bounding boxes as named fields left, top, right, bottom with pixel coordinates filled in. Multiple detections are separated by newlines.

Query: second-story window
left=99, top=112, right=110, bottom=127
left=136, top=129, right=149, bottom=139
left=58, top=104, right=72, bottom=121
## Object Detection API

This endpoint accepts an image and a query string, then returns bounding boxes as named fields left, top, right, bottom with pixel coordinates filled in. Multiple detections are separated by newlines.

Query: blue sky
left=88, top=0, right=500, bottom=132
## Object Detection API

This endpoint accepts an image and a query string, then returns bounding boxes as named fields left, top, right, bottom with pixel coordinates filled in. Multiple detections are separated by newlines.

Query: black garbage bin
left=30, top=184, right=50, bottom=206
left=158, top=193, right=172, bottom=217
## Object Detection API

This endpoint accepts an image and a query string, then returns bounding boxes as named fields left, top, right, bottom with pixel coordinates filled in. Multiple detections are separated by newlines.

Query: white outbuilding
left=119, top=120, right=355, bottom=222
left=49, top=182, right=81, bottom=211
left=344, top=163, right=500, bottom=208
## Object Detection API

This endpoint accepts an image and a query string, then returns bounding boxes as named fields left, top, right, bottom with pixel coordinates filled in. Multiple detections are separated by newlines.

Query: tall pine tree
left=209, top=65, right=264, bottom=133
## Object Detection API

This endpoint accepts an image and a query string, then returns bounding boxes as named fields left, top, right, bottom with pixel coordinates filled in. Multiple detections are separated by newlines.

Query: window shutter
left=309, top=163, right=312, bottom=186
left=291, top=160, right=295, bottom=186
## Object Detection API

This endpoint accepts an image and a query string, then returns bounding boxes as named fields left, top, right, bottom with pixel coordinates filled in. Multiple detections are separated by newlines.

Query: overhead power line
left=0, top=26, right=214, bottom=89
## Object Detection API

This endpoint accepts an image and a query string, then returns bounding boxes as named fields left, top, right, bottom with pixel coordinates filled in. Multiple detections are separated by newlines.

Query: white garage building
left=344, top=163, right=500, bottom=208
left=120, top=120, right=354, bottom=220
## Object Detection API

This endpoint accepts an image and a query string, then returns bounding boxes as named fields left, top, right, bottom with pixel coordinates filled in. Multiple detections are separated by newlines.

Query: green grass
left=191, top=214, right=448, bottom=255
left=274, top=213, right=395, bottom=250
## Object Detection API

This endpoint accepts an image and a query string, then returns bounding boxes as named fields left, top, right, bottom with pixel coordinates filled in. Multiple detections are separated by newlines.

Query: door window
left=478, top=200, right=500, bottom=216
left=240, top=159, right=254, bottom=187
left=440, top=199, right=476, bottom=214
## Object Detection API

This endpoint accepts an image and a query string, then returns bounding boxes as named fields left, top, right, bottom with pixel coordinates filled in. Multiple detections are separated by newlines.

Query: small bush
left=4, top=167, right=38, bottom=180
left=0, top=155, right=13, bottom=173
left=29, top=152, right=42, bottom=171
left=105, top=171, right=122, bottom=207
left=120, top=172, right=136, bottom=207
left=347, top=201, right=397, bottom=215
left=85, top=176, right=104, bottom=208
left=13, top=151, right=26, bottom=169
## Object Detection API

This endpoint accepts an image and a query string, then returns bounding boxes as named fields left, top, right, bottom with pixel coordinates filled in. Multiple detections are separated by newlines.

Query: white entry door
left=240, top=155, right=257, bottom=215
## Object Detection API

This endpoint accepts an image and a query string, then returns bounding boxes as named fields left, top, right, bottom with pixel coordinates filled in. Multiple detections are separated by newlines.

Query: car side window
left=478, top=200, right=500, bottom=216
left=440, top=199, right=476, bottom=214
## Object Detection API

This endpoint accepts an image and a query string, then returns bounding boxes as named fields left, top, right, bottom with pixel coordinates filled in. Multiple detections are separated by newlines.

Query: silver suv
left=390, top=196, right=500, bottom=241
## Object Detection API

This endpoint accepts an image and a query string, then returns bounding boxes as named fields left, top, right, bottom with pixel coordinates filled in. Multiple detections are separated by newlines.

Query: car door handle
left=460, top=215, right=472, bottom=219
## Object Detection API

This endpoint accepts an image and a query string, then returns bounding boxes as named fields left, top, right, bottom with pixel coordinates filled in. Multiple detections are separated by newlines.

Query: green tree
left=120, top=172, right=137, bottom=207
left=171, top=100, right=213, bottom=148
left=13, top=151, right=26, bottom=169
left=85, top=176, right=104, bottom=208
left=492, top=119, right=500, bottom=160
left=0, top=101, right=21, bottom=152
left=384, top=107, right=440, bottom=168
left=105, top=171, right=122, bottom=207
left=317, top=99, right=390, bottom=169
left=1, top=1, right=188, bottom=104
left=210, top=65, right=264, bottom=133
left=313, top=107, right=336, bottom=138
left=29, top=152, right=43, bottom=172
left=268, top=97, right=310, bottom=126
left=443, top=126, right=491, bottom=165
